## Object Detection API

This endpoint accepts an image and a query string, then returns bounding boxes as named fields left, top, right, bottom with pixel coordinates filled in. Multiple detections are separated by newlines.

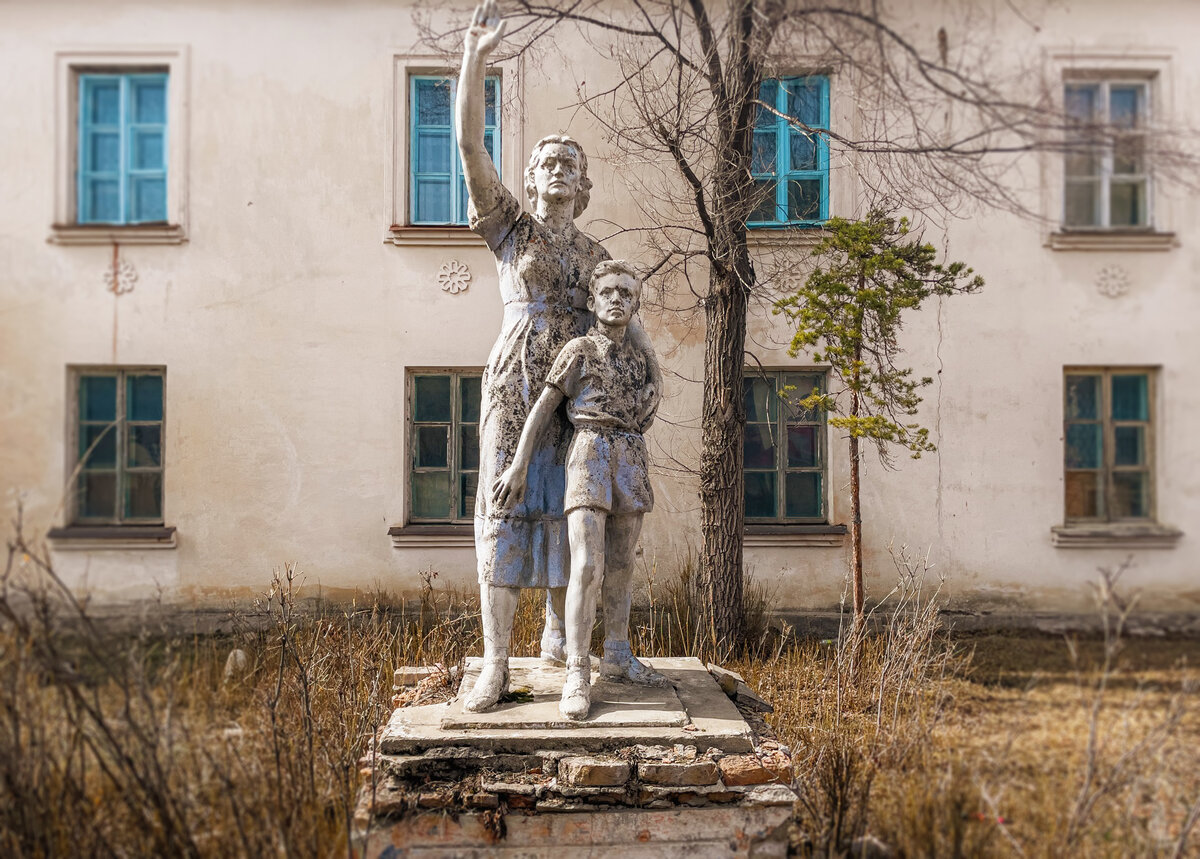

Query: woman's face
left=532, top=143, right=582, bottom=205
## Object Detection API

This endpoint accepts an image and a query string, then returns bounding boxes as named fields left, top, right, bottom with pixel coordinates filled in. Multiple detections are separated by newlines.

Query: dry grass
left=1, top=520, right=1197, bottom=858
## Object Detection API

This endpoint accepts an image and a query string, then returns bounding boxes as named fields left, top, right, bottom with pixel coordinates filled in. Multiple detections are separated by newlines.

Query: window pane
left=786, top=79, right=823, bottom=127
left=1112, top=471, right=1149, bottom=518
left=132, top=79, right=167, bottom=124
left=89, top=132, right=120, bottom=171
left=744, top=423, right=776, bottom=469
left=1064, top=84, right=1097, bottom=123
left=86, top=179, right=121, bottom=223
left=460, top=472, right=478, bottom=519
left=785, top=472, right=821, bottom=518
left=80, top=424, right=117, bottom=467
left=128, top=425, right=162, bottom=467
left=751, top=132, right=777, bottom=174
left=412, top=472, right=451, bottom=519
left=484, top=78, right=498, bottom=127
left=744, top=376, right=777, bottom=422
left=416, top=425, right=449, bottom=468
left=744, top=472, right=776, bottom=518
left=789, top=131, right=817, bottom=171
left=1114, top=425, right=1145, bottom=467
left=1064, top=181, right=1099, bottom=226
left=1109, top=180, right=1145, bottom=227
left=750, top=178, right=778, bottom=223
left=127, top=375, right=163, bottom=421
left=415, top=178, right=451, bottom=223
left=787, top=424, right=818, bottom=468
left=460, top=425, right=480, bottom=470
left=417, top=129, right=452, bottom=173
left=1064, top=149, right=1099, bottom=178
left=1111, top=374, right=1148, bottom=420
left=1065, top=375, right=1099, bottom=420
left=1110, top=86, right=1142, bottom=129
left=1065, top=423, right=1102, bottom=469
left=414, top=376, right=452, bottom=422
left=787, top=178, right=822, bottom=221
left=132, top=130, right=165, bottom=170
left=132, top=176, right=167, bottom=222
left=416, top=79, right=452, bottom=125
left=1065, top=471, right=1102, bottom=519
left=1112, top=137, right=1144, bottom=175
left=88, top=81, right=120, bottom=125
left=80, top=376, right=117, bottom=421
left=783, top=373, right=821, bottom=418
left=756, top=80, right=778, bottom=128
left=484, top=130, right=497, bottom=161
left=125, top=472, right=163, bottom=519
left=460, top=376, right=482, bottom=422
left=80, top=472, right=117, bottom=519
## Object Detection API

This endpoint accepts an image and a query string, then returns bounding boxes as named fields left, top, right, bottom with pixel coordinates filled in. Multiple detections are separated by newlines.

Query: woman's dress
left=470, top=184, right=609, bottom=588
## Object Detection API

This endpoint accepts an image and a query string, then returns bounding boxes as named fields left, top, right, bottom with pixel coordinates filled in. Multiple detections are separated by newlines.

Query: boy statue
left=491, top=260, right=666, bottom=720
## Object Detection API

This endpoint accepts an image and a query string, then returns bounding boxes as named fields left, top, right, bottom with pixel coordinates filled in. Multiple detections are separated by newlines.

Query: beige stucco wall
left=0, top=0, right=1196, bottom=611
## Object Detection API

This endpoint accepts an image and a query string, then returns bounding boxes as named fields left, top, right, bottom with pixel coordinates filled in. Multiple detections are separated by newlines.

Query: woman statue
left=457, top=0, right=660, bottom=712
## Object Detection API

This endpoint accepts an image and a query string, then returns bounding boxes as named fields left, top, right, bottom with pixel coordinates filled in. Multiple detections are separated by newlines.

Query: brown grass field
left=1, top=534, right=1197, bottom=857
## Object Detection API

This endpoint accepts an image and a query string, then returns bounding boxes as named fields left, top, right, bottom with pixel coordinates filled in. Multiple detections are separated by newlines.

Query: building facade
left=1, top=0, right=1195, bottom=612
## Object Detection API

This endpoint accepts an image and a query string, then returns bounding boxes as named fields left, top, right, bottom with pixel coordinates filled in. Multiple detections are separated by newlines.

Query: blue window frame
left=410, top=76, right=500, bottom=225
left=74, top=368, right=166, bottom=524
left=749, top=76, right=829, bottom=228
left=410, top=371, right=482, bottom=522
left=77, top=72, right=169, bottom=224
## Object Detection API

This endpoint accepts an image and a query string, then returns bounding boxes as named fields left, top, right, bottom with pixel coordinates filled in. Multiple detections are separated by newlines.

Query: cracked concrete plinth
left=360, top=657, right=794, bottom=857
left=380, top=657, right=754, bottom=755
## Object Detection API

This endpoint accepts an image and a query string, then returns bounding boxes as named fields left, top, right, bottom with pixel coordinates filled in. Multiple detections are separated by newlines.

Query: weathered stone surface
left=560, top=756, right=630, bottom=787
left=638, top=760, right=720, bottom=787
left=394, top=665, right=442, bottom=688
left=464, top=792, right=499, bottom=810
left=417, top=792, right=454, bottom=809
left=727, top=784, right=799, bottom=808
left=706, top=663, right=744, bottom=697
left=718, top=754, right=774, bottom=786
left=759, top=751, right=793, bottom=783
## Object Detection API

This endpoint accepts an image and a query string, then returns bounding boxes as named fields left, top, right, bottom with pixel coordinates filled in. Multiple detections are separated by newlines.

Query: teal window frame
left=409, top=75, right=500, bottom=226
left=743, top=369, right=828, bottom=523
left=77, top=72, right=169, bottom=225
left=748, top=75, right=829, bottom=228
left=1063, top=367, right=1156, bottom=523
left=409, top=370, right=483, bottom=523
left=72, top=367, right=166, bottom=525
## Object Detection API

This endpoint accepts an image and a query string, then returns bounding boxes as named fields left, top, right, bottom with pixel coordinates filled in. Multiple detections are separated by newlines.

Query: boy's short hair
left=589, top=259, right=641, bottom=295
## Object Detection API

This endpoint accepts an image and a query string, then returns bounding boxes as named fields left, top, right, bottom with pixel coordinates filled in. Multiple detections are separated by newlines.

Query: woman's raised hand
left=464, top=0, right=506, bottom=60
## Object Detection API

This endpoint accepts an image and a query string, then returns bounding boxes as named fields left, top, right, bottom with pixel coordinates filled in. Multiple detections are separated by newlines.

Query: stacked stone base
left=355, top=657, right=795, bottom=857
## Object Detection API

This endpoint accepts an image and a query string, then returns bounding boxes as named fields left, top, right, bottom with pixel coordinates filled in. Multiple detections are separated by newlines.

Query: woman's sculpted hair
left=524, top=134, right=592, bottom=218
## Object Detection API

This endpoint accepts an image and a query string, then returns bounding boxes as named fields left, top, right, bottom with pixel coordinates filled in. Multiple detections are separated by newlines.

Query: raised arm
left=491, top=385, right=565, bottom=511
left=457, top=0, right=505, bottom=216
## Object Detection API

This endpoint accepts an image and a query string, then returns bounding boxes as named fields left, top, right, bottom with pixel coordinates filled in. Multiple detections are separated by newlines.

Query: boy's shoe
left=559, top=655, right=591, bottom=720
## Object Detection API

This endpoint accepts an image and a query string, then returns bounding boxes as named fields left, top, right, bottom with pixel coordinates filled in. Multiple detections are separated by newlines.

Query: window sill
left=745, top=226, right=828, bottom=250
left=744, top=523, right=847, bottom=548
left=389, top=524, right=475, bottom=549
left=1045, top=230, right=1177, bottom=252
left=1051, top=522, right=1182, bottom=549
left=386, top=225, right=487, bottom=248
left=48, top=223, right=187, bottom=246
left=47, top=525, right=177, bottom=551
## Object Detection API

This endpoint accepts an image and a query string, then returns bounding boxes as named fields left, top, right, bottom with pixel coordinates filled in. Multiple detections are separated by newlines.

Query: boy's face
left=588, top=272, right=642, bottom=327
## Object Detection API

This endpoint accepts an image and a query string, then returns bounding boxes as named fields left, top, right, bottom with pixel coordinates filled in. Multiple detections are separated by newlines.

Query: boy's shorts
left=564, top=428, right=654, bottom=515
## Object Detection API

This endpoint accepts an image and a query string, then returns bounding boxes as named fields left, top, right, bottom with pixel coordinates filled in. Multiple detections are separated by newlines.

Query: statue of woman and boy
left=457, top=0, right=664, bottom=720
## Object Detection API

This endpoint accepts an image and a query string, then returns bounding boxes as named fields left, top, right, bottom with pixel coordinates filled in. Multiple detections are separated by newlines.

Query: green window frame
left=72, top=367, right=165, bottom=524
left=1064, top=367, right=1156, bottom=522
left=744, top=370, right=827, bottom=523
left=409, top=371, right=482, bottom=523
left=1063, top=79, right=1151, bottom=229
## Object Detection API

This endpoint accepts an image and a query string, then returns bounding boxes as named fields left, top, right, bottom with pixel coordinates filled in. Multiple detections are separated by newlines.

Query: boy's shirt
left=546, top=329, right=651, bottom=433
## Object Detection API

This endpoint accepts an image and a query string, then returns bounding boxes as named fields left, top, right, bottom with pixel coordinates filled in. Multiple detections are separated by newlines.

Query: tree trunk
left=697, top=264, right=749, bottom=652
left=849, top=302, right=865, bottom=632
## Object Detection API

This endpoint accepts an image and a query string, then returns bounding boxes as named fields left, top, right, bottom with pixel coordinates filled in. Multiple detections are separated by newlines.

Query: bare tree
left=421, top=0, right=1198, bottom=647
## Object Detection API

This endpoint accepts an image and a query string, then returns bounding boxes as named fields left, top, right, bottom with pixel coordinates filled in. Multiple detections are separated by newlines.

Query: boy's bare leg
left=541, top=587, right=567, bottom=665
left=464, top=582, right=518, bottom=712
left=561, top=508, right=606, bottom=720
left=600, top=514, right=666, bottom=686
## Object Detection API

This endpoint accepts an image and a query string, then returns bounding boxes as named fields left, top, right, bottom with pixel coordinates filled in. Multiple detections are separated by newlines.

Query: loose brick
left=417, top=792, right=454, bottom=809
left=638, top=760, right=720, bottom=787
left=465, top=792, right=499, bottom=809
left=560, top=756, right=630, bottom=787
left=717, top=754, right=773, bottom=786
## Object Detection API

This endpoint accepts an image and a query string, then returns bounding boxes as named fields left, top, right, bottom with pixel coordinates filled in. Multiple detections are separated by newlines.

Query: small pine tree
left=776, top=210, right=983, bottom=630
